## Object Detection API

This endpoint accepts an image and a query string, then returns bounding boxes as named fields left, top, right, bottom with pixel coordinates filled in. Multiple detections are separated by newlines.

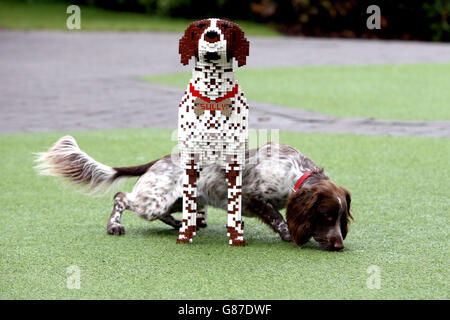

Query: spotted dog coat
left=36, top=138, right=353, bottom=250
left=177, top=19, right=250, bottom=245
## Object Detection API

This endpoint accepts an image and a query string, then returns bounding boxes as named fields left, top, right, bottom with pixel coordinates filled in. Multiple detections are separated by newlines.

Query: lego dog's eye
left=221, top=24, right=230, bottom=29
left=198, top=23, right=206, bottom=28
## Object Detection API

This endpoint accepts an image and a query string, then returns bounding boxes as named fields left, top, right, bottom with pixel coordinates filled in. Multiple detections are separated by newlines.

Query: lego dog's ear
left=227, top=22, right=249, bottom=67
left=179, top=20, right=210, bottom=65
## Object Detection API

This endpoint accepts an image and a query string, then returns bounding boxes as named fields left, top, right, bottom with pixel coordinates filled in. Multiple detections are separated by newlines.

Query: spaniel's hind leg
left=107, top=192, right=129, bottom=235
left=107, top=181, right=181, bottom=235
left=159, top=215, right=182, bottom=229
left=196, top=207, right=208, bottom=229
left=162, top=199, right=206, bottom=231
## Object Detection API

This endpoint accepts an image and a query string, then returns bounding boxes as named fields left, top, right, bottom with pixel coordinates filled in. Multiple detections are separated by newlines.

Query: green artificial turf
left=144, top=63, right=450, bottom=121
left=0, top=128, right=448, bottom=299
left=0, top=0, right=279, bottom=36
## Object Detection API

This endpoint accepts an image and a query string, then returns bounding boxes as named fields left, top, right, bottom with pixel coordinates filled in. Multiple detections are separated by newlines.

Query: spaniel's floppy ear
left=340, top=187, right=353, bottom=239
left=286, top=186, right=319, bottom=246
left=226, top=22, right=249, bottom=67
left=179, top=21, right=205, bottom=65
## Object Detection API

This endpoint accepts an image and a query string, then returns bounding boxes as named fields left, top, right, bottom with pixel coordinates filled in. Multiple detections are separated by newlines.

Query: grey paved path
left=1, top=30, right=449, bottom=137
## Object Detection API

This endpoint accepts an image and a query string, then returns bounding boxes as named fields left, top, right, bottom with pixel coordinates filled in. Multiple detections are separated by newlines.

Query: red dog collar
left=189, top=83, right=239, bottom=103
left=293, top=171, right=313, bottom=192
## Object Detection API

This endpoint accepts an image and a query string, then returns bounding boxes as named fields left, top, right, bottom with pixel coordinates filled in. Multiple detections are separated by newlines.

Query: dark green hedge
left=24, top=0, right=450, bottom=41
left=66, top=0, right=257, bottom=19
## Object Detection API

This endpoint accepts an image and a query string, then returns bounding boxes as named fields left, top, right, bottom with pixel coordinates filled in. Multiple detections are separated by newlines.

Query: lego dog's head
left=179, top=18, right=249, bottom=67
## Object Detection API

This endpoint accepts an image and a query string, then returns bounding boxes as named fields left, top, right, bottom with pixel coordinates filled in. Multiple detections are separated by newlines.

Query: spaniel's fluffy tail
left=34, top=136, right=156, bottom=194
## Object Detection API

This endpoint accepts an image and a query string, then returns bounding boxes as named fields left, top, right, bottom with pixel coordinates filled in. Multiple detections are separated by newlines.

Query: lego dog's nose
left=205, top=31, right=219, bottom=42
left=204, top=52, right=220, bottom=61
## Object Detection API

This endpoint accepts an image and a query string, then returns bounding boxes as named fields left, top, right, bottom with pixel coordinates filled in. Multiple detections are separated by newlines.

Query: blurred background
left=2, top=0, right=449, bottom=41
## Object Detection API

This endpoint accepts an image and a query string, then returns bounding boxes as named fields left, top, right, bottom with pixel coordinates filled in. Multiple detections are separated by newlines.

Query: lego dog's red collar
left=189, top=83, right=239, bottom=103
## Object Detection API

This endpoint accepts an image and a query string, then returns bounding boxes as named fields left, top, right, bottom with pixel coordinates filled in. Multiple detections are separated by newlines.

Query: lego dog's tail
left=35, top=136, right=156, bottom=194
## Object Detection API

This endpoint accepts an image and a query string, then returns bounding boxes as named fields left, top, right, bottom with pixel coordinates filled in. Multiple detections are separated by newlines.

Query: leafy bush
left=250, top=0, right=449, bottom=41
left=21, top=0, right=449, bottom=41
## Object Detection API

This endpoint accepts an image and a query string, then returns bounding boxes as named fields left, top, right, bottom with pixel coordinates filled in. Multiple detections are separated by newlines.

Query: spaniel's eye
left=198, top=23, right=206, bottom=28
left=221, top=24, right=230, bottom=29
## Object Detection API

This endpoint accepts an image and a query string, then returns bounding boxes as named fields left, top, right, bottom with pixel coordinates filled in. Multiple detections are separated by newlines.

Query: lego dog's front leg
left=177, top=155, right=199, bottom=243
left=226, top=157, right=246, bottom=246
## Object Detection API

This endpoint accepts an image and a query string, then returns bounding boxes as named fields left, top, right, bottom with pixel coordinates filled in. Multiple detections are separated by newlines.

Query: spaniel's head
left=179, top=18, right=249, bottom=67
left=286, top=177, right=353, bottom=251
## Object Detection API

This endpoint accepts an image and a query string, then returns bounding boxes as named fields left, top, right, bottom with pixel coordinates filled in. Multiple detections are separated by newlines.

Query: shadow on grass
left=128, top=224, right=349, bottom=253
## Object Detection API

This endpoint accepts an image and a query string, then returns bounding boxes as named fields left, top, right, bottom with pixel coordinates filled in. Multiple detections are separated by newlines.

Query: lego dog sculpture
left=177, top=19, right=250, bottom=245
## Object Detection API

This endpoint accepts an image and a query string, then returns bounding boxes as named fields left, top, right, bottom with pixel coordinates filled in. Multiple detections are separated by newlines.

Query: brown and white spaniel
left=36, top=139, right=353, bottom=251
